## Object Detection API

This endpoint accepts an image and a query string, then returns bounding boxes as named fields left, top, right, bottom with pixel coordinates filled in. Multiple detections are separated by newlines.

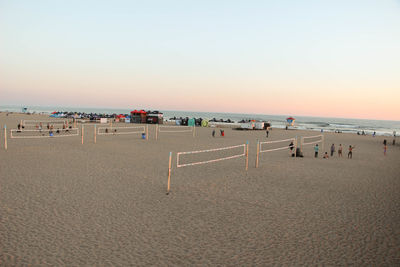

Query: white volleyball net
left=177, top=143, right=246, bottom=168
left=301, top=135, right=324, bottom=154
left=156, top=125, right=195, bottom=139
left=259, top=138, right=296, bottom=153
left=23, top=120, right=69, bottom=126
left=159, top=125, right=193, bottom=133
left=10, top=128, right=79, bottom=139
left=256, top=138, right=296, bottom=167
left=97, top=126, right=146, bottom=136
left=301, top=135, right=324, bottom=146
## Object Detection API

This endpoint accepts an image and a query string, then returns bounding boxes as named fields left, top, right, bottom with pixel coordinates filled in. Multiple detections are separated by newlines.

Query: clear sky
left=1, top=0, right=399, bottom=120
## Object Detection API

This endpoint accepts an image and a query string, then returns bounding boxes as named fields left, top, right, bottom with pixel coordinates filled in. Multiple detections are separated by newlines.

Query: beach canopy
left=131, top=110, right=147, bottom=114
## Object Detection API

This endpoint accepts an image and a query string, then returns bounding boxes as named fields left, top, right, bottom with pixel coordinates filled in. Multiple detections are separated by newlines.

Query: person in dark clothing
left=330, top=144, right=335, bottom=157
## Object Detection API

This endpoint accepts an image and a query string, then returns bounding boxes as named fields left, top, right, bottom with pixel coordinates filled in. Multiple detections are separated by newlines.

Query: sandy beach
left=1, top=112, right=399, bottom=266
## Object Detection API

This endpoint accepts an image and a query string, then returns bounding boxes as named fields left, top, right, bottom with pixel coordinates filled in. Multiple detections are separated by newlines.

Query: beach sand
left=1, top=113, right=399, bottom=266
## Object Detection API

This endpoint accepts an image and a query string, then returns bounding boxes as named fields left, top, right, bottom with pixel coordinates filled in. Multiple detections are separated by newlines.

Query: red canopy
left=286, top=117, right=295, bottom=120
left=131, top=109, right=147, bottom=114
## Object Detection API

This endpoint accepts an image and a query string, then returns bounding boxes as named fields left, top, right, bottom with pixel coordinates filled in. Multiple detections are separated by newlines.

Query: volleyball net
left=10, top=128, right=79, bottom=139
left=23, top=120, right=69, bottom=126
left=301, top=135, right=324, bottom=153
left=166, top=143, right=249, bottom=194
left=156, top=125, right=195, bottom=139
left=256, top=138, right=297, bottom=167
left=177, top=143, right=246, bottom=167
left=97, top=126, right=146, bottom=136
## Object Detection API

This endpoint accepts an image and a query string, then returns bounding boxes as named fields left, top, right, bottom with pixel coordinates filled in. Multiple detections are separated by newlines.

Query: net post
left=193, top=126, right=195, bottom=137
left=81, top=124, right=84, bottom=144
left=300, top=137, right=303, bottom=152
left=294, top=136, right=298, bottom=157
left=4, top=125, right=7, bottom=150
left=156, top=124, right=159, bottom=140
left=321, top=135, right=325, bottom=154
left=166, top=152, right=172, bottom=195
left=146, top=125, right=149, bottom=140
left=245, top=141, right=249, bottom=171
left=94, top=125, right=97, bottom=144
left=255, top=140, right=259, bottom=168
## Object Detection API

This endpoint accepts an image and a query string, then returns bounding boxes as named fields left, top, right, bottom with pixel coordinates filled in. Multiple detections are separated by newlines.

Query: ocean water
left=1, top=105, right=399, bottom=136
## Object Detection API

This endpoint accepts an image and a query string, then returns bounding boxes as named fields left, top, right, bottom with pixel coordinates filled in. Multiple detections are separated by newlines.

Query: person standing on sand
left=384, top=144, right=387, bottom=156
left=212, top=129, right=215, bottom=137
left=314, top=144, right=319, bottom=158
left=338, top=144, right=343, bottom=157
left=330, top=144, right=335, bottom=157
left=266, top=129, right=269, bottom=138
left=348, top=145, right=354, bottom=159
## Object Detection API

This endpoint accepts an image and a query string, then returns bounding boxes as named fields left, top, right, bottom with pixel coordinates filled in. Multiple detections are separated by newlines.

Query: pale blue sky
left=1, top=0, right=399, bottom=119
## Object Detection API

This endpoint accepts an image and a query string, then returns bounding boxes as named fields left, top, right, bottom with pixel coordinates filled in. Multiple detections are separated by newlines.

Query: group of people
left=211, top=129, right=224, bottom=137
left=314, top=143, right=354, bottom=159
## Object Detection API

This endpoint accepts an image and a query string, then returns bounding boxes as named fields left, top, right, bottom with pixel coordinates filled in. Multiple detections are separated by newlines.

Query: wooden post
left=255, top=140, right=259, bottom=168
left=166, top=152, right=172, bottom=195
left=321, top=135, right=325, bottom=154
left=146, top=125, right=149, bottom=140
left=193, top=126, right=195, bottom=137
left=245, top=141, right=249, bottom=171
left=294, top=136, right=298, bottom=157
left=4, top=125, right=7, bottom=150
left=156, top=124, right=159, bottom=140
left=300, top=137, right=303, bottom=152
left=81, top=124, right=84, bottom=144
left=94, top=125, right=97, bottom=144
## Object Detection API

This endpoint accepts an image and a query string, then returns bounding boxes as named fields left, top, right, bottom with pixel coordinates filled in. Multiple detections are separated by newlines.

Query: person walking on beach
left=330, top=144, right=335, bottom=157
left=384, top=144, right=387, bottom=156
left=338, top=144, right=343, bottom=157
left=314, top=144, right=319, bottom=158
left=348, top=145, right=354, bottom=159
